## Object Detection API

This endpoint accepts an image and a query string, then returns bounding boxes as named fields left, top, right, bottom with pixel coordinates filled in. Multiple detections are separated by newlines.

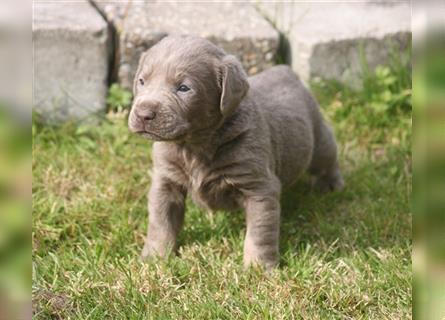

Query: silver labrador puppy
left=128, top=35, right=344, bottom=269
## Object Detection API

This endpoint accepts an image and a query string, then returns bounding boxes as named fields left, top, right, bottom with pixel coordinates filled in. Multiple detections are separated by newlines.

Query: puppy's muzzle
left=134, top=100, right=160, bottom=124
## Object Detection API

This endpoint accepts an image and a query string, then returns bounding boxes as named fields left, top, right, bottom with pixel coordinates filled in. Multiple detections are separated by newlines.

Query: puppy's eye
left=177, top=84, right=190, bottom=92
left=139, top=78, right=144, bottom=86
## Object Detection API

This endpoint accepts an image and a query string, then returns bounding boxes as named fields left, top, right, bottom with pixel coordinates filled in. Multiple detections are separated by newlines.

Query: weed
left=106, top=84, right=133, bottom=112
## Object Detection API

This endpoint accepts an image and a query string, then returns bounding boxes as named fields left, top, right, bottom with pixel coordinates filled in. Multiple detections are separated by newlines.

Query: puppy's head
left=128, top=35, right=249, bottom=141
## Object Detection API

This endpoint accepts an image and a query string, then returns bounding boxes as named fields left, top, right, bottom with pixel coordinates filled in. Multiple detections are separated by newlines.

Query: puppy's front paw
left=243, top=245, right=279, bottom=271
left=140, top=243, right=156, bottom=261
left=244, top=258, right=278, bottom=271
left=140, top=241, right=175, bottom=261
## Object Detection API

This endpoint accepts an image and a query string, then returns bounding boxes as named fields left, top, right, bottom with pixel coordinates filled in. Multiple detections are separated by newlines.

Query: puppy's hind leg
left=310, top=159, right=344, bottom=193
left=309, top=123, right=344, bottom=192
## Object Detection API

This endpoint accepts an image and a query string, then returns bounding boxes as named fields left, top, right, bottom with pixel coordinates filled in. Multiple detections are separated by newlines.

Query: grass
left=32, top=58, right=412, bottom=319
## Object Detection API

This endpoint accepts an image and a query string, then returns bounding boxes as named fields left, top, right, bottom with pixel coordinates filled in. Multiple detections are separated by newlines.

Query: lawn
left=32, top=60, right=412, bottom=319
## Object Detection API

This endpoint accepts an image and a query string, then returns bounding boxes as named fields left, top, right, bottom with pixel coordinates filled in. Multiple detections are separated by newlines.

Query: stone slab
left=33, top=1, right=110, bottom=122
left=94, top=1, right=279, bottom=89
left=257, top=2, right=411, bottom=87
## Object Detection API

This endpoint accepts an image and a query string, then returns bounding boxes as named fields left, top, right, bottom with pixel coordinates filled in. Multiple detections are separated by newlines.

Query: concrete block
left=257, top=2, right=411, bottom=87
left=33, top=1, right=110, bottom=122
left=94, top=1, right=279, bottom=89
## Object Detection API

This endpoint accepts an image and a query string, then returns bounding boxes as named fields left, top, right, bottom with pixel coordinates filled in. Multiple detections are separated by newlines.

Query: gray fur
left=128, top=35, right=344, bottom=269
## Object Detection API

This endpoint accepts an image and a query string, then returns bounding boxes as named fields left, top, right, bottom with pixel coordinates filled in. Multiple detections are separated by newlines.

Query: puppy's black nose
left=135, top=101, right=159, bottom=122
left=140, top=110, right=157, bottom=121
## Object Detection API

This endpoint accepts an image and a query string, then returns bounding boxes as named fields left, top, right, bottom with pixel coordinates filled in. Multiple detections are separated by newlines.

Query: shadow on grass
left=177, top=174, right=351, bottom=259
left=278, top=151, right=410, bottom=265
left=178, top=204, right=245, bottom=250
left=177, top=147, right=410, bottom=266
left=278, top=178, right=350, bottom=266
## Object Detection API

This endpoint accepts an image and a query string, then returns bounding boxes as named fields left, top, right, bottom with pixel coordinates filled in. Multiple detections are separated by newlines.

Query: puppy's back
left=247, top=65, right=323, bottom=185
left=248, top=65, right=316, bottom=113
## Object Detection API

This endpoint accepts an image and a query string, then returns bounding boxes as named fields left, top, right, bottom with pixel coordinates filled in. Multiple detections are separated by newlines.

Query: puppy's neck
left=175, top=107, right=249, bottom=161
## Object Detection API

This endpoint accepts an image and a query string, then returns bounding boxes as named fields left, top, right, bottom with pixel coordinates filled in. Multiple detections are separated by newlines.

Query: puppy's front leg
left=141, top=174, right=186, bottom=260
left=243, top=192, right=281, bottom=269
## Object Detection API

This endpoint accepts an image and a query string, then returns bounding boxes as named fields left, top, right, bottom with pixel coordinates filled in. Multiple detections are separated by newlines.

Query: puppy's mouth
left=135, top=130, right=181, bottom=141
left=133, top=126, right=189, bottom=142
left=128, top=108, right=190, bottom=141
left=135, top=130, right=165, bottom=140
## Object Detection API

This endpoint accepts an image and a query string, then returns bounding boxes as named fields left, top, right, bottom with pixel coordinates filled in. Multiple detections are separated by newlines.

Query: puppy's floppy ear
left=133, top=51, right=149, bottom=94
left=219, top=55, right=249, bottom=117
